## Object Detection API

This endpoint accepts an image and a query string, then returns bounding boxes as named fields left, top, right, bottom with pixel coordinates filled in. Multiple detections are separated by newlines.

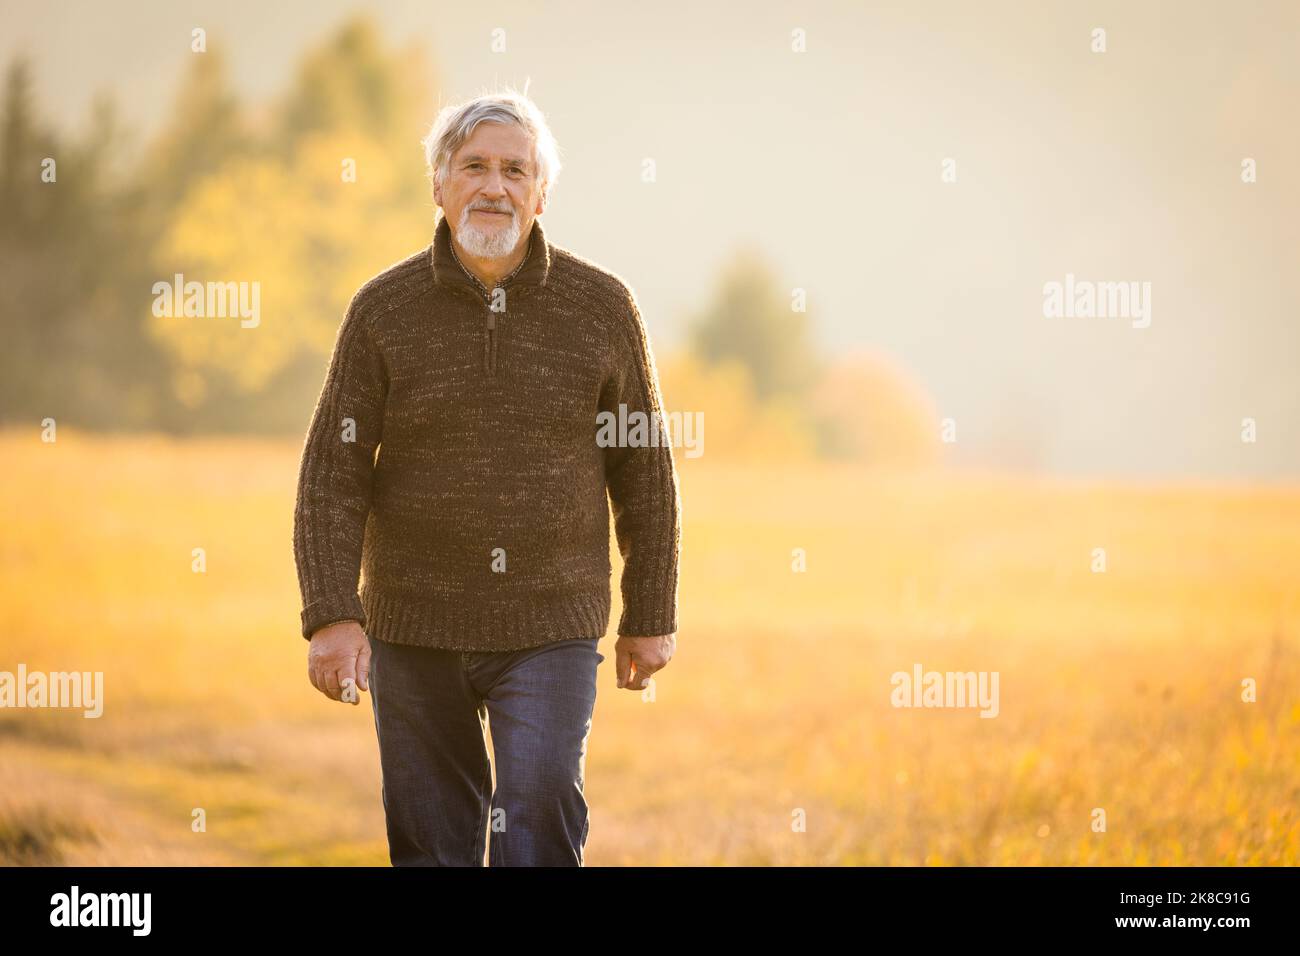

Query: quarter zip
left=459, top=282, right=503, bottom=376
left=444, top=226, right=535, bottom=377
left=483, top=292, right=498, bottom=376
left=482, top=286, right=529, bottom=375
left=468, top=284, right=507, bottom=376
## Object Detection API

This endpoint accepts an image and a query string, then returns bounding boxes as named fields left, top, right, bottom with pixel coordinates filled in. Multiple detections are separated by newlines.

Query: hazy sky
left=3, top=0, right=1297, bottom=478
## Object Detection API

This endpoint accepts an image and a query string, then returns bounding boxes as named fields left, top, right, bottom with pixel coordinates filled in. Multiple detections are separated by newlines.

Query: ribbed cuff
left=301, top=592, right=367, bottom=640
left=616, top=596, right=678, bottom=638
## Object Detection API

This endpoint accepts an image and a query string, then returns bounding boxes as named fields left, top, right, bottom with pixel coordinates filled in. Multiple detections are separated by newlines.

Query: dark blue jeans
left=367, top=633, right=604, bottom=866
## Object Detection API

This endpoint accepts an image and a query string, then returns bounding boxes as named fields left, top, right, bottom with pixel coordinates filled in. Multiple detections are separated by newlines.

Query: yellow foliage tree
left=656, top=350, right=820, bottom=463
left=808, top=349, right=941, bottom=467
left=144, top=16, right=435, bottom=404
left=148, top=132, right=430, bottom=398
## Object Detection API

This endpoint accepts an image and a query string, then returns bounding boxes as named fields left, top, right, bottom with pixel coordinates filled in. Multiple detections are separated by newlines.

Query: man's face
left=434, top=121, right=546, bottom=260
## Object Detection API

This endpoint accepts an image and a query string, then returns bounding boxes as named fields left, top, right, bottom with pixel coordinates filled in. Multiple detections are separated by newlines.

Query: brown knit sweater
left=292, top=213, right=681, bottom=652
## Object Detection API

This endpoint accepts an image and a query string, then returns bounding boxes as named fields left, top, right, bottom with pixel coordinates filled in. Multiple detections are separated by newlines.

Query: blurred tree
left=808, top=350, right=941, bottom=467
left=144, top=15, right=438, bottom=423
left=0, top=58, right=172, bottom=430
left=656, top=351, right=819, bottom=462
left=687, top=244, right=823, bottom=404
left=0, top=56, right=55, bottom=421
left=0, top=57, right=42, bottom=225
left=682, top=243, right=942, bottom=463
left=277, top=17, right=431, bottom=157
left=137, top=48, right=249, bottom=214
left=1, top=16, right=446, bottom=434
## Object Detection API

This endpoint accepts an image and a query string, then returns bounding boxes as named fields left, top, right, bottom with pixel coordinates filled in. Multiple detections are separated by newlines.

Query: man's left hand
left=615, top=633, right=675, bottom=690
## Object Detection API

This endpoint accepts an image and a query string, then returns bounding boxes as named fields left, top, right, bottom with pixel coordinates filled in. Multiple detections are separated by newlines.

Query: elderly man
left=292, top=90, right=681, bottom=866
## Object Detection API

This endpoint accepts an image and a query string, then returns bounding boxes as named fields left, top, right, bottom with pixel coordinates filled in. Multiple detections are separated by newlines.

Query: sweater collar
left=430, top=212, right=552, bottom=295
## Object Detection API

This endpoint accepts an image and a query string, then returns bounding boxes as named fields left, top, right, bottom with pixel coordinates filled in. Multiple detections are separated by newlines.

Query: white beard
left=456, top=205, right=522, bottom=259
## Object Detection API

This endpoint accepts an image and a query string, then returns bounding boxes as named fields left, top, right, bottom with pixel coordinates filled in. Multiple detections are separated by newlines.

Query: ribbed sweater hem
left=359, top=582, right=612, bottom=652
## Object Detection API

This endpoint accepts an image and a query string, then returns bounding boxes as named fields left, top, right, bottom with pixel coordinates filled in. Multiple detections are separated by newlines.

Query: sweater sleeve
left=293, top=292, right=387, bottom=640
left=600, top=294, right=681, bottom=638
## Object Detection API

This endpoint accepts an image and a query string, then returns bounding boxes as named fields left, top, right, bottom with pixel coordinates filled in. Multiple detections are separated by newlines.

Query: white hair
left=421, top=87, right=562, bottom=203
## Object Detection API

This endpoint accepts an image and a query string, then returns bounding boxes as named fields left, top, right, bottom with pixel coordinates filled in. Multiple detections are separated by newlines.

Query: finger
left=356, top=640, right=371, bottom=692
left=323, top=667, right=342, bottom=701
left=616, top=647, right=633, bottom=688
left=623, top=659, right=651, bottom=692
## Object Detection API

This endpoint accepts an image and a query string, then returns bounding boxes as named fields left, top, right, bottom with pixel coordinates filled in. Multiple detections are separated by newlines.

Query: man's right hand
left=307, top=620, right=371, bottom=705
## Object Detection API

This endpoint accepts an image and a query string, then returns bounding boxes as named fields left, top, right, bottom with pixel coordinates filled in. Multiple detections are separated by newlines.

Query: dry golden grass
left=1, top=426, right=1297, bottom=865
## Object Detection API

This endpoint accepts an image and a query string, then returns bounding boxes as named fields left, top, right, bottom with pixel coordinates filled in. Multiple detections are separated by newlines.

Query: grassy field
left=1, top=427, right=1298, bottom=865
